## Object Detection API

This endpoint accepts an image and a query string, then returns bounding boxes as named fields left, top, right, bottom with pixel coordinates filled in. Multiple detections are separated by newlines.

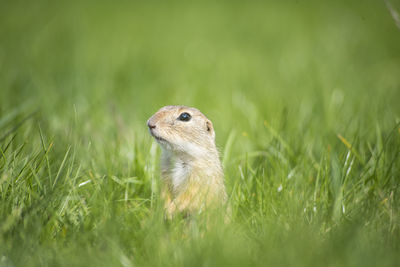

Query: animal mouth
left=154, top=135, right=166, bottom=142
left=149, top=129, right=167, bottom=143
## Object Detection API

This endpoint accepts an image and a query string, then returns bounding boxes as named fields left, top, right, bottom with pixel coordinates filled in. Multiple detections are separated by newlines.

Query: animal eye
left=178, top=112, right=191, bottom=121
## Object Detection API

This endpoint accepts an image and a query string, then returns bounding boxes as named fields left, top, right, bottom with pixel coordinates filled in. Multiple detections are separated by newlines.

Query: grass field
left=1, top=0, right=400, bottom=266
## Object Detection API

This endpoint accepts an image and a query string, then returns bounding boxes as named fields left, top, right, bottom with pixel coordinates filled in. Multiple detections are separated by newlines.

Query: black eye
left=178, top=112, right=191, bottom=121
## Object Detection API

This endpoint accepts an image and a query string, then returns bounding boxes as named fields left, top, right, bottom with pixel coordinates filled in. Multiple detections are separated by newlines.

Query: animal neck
left=161, top=147, right=222, bottom=192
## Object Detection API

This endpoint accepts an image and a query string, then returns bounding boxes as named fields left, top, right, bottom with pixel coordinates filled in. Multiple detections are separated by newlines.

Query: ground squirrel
left=147, top=105, right=227, bottom=217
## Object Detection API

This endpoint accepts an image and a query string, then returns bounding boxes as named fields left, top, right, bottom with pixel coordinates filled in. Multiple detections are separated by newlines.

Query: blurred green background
left=1, top=0, right=400, bottom=266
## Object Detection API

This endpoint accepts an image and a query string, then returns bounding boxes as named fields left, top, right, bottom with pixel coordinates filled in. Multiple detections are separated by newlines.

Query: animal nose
left=147, top=120, right=156, bottom=129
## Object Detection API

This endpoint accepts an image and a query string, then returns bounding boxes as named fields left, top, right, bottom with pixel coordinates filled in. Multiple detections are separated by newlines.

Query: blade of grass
left=52, top=146, right=71, bottom=189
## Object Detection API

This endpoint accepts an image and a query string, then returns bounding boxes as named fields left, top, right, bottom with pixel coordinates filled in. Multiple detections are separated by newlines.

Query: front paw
left=164, top=203, right=176, bottom=220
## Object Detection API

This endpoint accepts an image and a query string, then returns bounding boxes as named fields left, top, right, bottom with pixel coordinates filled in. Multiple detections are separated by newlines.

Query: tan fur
left=147, top=105, right=227, bottom=217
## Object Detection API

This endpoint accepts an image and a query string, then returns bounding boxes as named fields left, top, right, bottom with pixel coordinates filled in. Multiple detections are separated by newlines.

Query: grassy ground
left=1, top=0, right=400, bottom=266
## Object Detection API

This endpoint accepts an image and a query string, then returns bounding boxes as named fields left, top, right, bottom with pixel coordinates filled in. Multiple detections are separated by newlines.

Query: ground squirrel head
left=147, top=105, right=216, bottom=156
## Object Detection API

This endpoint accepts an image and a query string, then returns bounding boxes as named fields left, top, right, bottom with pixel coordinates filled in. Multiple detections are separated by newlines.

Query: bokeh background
left=2, top=0, right=399, bottom=137
left=1, top=0, right=400, bottom=266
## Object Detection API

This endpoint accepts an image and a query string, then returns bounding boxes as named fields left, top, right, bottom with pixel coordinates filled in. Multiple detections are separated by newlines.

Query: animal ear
left=206, top=120, right=215, bottom=138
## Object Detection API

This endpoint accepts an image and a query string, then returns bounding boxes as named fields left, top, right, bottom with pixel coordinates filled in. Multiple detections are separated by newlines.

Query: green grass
left=1, top=0, right=400, bottom=266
